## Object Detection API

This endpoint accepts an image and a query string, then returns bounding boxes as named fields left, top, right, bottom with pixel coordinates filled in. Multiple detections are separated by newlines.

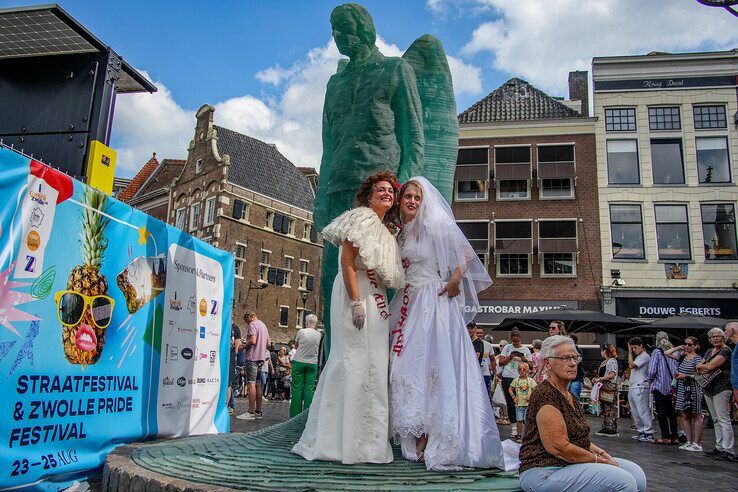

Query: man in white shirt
left=290, top=314, right=323, bottom=417
left=498, top=328, right=532, bottom=434
left=627, top=337, right=654, bottom=442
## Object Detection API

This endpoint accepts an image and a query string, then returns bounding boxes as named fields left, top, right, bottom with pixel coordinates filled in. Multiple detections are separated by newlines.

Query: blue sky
left=1, top=1, right=736, bottom=176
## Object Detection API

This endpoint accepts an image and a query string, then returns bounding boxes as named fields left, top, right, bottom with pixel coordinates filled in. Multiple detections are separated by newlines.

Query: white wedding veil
left=402, top=176, right=492, bottom=323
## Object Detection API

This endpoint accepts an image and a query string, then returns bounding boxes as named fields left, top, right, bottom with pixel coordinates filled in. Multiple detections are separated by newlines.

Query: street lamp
left=247, top=280, right=268, bottom=308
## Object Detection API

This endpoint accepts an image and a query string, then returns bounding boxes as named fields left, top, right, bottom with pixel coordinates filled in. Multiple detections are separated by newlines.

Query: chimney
left=568, top=71, right=589, bottom=117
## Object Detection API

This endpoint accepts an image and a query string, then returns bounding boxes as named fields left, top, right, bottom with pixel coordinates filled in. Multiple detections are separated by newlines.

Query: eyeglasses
left=55, top=290, right=115, bottom=329
left=709, top=335, right=723, bottom=339
left=548, top=355, right=582, bottom=364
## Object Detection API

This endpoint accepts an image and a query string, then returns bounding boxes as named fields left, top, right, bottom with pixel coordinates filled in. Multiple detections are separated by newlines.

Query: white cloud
left=457, top=0, right=738, bottom=96
left=111, top=73, right=192, bottom=176
left=112, top=34, right=483, bottom=177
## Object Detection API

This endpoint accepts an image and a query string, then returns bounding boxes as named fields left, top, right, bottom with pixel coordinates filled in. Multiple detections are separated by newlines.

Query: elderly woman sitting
left=519, top=336, right=647, bottom=492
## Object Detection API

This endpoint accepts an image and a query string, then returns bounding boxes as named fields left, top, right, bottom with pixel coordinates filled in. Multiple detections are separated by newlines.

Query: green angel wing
left=402, top=34, right=459, bottom=204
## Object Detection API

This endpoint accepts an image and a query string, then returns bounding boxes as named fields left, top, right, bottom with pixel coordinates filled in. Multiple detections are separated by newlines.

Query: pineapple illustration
left=61, top=187, right=112, bottom=365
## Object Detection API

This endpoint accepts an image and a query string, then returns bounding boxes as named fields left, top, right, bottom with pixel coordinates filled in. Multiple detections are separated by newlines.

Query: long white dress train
left=292, top=207, right=404, bottom=464
left=388, top=177, right=504, bottom=471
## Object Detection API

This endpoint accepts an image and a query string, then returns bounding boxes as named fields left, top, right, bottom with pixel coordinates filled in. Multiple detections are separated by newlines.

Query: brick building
left=124, top=105, right=323, bottom=342
left=122, top=154, right=185, bottom=221
left=452, top=74, right=602, bottom=336
left=593, top=50, right=738, bottom=322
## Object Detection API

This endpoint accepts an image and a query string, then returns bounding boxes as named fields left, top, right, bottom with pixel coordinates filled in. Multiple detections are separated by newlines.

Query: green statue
left=315, top=3, right=459, bottom=354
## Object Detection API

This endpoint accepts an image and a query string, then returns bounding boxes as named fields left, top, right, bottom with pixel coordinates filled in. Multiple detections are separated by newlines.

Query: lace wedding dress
left=388, top=177, right=504, bottom=470
left=292, top=207, right=404, bottom=464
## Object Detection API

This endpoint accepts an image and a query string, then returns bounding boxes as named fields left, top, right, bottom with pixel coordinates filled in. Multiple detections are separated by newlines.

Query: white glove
left=350, top=300, right=366, bottom=330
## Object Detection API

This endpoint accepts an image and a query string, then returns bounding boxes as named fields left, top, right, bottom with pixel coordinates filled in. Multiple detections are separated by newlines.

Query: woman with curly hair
left=593, top=343, right=619, bottom=437
left=293, top=171, right=405, bottom=464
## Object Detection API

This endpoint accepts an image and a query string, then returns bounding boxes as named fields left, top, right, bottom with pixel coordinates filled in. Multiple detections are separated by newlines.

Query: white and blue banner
left=0, top=145, right=234, bottom=490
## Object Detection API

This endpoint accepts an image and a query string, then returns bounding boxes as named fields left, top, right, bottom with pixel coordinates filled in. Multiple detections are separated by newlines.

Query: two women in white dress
left=292, top=173, right=503, bottom=470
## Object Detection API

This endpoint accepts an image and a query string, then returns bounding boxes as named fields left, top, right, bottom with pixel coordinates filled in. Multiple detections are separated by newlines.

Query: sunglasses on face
left=55, top=290, right=115, bottom=329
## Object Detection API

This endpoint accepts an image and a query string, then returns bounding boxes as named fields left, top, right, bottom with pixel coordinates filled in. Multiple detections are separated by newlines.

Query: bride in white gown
left=388, top=176, right=504, bottom=470
left=292, top=172, right=405, bottom=464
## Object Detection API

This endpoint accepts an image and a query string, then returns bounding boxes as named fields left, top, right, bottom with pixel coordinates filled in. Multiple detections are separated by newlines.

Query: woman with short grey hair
left=519, top=335, right=646, bottom=491
left=697, top=327, right=736, bottom=461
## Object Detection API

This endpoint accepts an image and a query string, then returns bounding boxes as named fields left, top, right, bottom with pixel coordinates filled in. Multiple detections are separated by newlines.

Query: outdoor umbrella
left=496, top=306, right=642, bottom=334
left=614, top=314, right=730, bottom=336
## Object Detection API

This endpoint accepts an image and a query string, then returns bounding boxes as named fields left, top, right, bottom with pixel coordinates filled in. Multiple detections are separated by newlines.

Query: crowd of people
left=227, top=310, right=324, bottom=421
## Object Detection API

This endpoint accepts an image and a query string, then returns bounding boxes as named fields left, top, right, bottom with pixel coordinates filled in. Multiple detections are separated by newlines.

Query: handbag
left=599, top=383, right=616, bottom=403
left=695, top=349, right=723, bottom=389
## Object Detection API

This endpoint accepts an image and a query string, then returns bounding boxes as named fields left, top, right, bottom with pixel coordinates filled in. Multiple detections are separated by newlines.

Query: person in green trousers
left=290, top=314, right=323, bottom=417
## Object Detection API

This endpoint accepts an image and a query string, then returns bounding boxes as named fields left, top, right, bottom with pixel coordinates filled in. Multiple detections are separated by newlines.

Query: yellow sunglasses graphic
left=54, top=290, right=115, bottom=329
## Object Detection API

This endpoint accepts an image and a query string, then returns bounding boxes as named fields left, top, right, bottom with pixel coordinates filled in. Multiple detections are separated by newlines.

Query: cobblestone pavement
left=235, top=401, right=737, bottom=492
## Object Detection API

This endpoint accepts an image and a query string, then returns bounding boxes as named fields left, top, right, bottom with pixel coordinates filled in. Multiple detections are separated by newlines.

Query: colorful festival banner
left=0, top=146, right=234, bottom=490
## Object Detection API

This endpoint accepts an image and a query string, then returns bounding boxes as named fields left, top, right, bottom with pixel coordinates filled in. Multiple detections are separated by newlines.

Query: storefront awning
left=454, top=164, right=488, bottom=181
left=494, top=163, right=530, bottom=180
left=537, top=161, right=576, bottom=179
left=494, top=238, right=532, bottom=254
left=538, top=238, right=578, bottom=253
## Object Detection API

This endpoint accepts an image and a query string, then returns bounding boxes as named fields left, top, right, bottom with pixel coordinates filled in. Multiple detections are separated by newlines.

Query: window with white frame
left=457, top=221, right=489, bottom=255
left=495, top=146, right=531, bottom=200
left=283, top=256, right=293, bottom=287
left=296, top=307, right=305, bottom=329
left=538, top=220, right=577, bottom=277
left=259, top=250, right=271, bottom=282
left=234, top=243, right=246, bottom=278
left=203, top=196, right=216, bottom=225
left=265, top=210, right=274, bottom=229
left=299, top=259, right=309, bottom=289
left=189, top=202, right=201, bottom=231
left=538, top=144, right=575, bottom=199
left=195, top=158, right=202, bottom=174
left=454, top=147, right=489, bottom=200
left=279, top=306, right=289, bottom=327
left=494, top=221, right=532, bottom=276
left=232, top=199, right=249, bottom=221
left=175, top=208, right=186, bottom=230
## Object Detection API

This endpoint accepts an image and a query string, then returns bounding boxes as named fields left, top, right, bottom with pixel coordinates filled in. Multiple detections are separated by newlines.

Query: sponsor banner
left=465, top=300, right=579, bottom=325
left=0, top=146, right=234, bottom=490
left=615, top=296, right=738, bottom=319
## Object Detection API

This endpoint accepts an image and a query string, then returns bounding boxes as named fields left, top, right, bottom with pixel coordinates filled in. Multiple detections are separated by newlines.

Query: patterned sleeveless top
left=519, top=379, right=591, bottom=473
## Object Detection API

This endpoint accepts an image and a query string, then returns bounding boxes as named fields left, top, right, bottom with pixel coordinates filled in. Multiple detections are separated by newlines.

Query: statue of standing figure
left=314, top=3, right=459, bottom=353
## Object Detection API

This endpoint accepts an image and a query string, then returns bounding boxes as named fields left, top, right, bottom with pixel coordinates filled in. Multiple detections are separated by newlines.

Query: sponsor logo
left=169, top=346, right=179, bottom=361
left=26, top=230, right=41, bottom=251
left=210, top=299, right=218, bottom=316
left=199, top=326, right=206, bottom=339
left=176, top=377, right=186, bottom=387
left=29, top=186, right=48, bottom=206
left=176, top=400, right=189, bottom=410
left=160, top=402, right=174, bottom=410
left=207, top=377, right=220, bottom=384
left=24, top=255, right=36, bottom=273
left=181, top=347, right=193, bottom=360
left=198, top=298, right=207, bottom=317
left=196, top=377, right=206, bottom=384
left=209, top=350, right=216, bottom=363
left=187, top=295, right=197, bottom=315
left=199, top=352, right=208, bottom=360
left=29, top=206, right=45, bottom=228
left=162, top=376, right=174, bottom=386
left=207, top=330, right=220, bottom=339
left=177, top=326, right=196, bottom=334
left=169, top=291, right=182, bottom=311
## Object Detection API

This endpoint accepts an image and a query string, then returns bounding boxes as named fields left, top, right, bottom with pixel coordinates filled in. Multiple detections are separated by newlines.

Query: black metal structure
left=695, top=0, right=738, bottom=18
left=0, top=4, right=155, bottom=178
